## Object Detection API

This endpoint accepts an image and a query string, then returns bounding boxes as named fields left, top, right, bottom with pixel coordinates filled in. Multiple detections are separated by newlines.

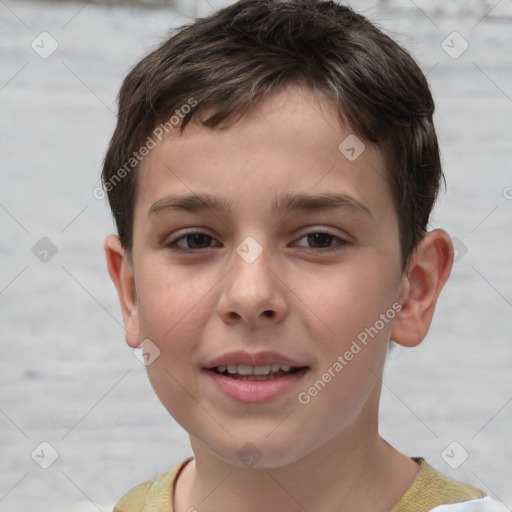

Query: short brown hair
left=102, top=0, right=443, bottom=267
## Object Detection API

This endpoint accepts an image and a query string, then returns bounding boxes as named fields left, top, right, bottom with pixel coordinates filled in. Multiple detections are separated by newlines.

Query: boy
left=101, top=1, right=507, bottom=510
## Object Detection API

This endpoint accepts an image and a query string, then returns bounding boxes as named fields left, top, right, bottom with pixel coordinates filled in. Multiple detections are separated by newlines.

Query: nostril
left=263, top=310, right=275, bottom=318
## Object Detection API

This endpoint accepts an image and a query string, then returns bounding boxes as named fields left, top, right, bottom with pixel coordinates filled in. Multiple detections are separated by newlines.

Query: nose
left=217, top=245, right=288, bottom=327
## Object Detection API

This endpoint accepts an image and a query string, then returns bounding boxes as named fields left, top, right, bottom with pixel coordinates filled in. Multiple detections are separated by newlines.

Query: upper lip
left=204, top=350, right=308, bottom=369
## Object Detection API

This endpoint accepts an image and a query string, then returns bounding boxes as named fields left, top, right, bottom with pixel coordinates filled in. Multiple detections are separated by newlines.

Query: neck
left=174, top=430, right=419, bottom=512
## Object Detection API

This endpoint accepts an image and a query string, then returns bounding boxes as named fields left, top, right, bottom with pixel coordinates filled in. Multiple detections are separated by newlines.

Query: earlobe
left=104, top=234, right=140, bottom=348
left=391, top=229, right=454, bottom=348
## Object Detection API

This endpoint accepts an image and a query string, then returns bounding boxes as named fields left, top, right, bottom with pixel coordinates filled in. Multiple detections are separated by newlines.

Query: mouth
left=203, top=350, right=310, bottom=402
left=207, top=364, right=307, bottom=381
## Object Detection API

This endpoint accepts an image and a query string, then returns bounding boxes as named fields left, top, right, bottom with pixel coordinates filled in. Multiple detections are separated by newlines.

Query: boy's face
left=122, top=86, right=408, bottom=467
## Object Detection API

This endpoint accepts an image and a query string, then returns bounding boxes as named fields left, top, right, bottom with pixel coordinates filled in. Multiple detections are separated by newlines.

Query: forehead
left=134, top=85, right=393, bottom=226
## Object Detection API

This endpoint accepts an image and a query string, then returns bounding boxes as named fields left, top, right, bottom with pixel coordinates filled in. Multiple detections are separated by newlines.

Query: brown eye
left=306, top=232, right=335, bottom=249
left=168, top=232, right=220, bottom=252
left=184, top=233, right=213, bottom=249
left=293, top=230, right=349, bottom=253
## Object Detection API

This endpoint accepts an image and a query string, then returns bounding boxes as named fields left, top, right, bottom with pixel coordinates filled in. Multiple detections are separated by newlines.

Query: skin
left=105, top=85, right=453, bottom=512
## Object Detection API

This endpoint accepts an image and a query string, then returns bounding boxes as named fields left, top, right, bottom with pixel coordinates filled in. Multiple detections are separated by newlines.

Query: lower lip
left=204, top=368, right=308, bottom=403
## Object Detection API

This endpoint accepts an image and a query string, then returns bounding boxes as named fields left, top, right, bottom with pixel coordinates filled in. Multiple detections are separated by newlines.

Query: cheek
left=137, top=266, right=217, bottom=430
left=294, top=269, right=394, bottom=432
left=134, top=265, right=218, bottom=407
left=294, top=257, right=399, bottom=349
left=136, top=262, right=212, bottom=339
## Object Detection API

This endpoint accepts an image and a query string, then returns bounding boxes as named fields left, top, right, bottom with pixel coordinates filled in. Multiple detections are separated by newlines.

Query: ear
left=391, top=229, right=453, bottom=348
left=104, top=234, right=140, bottom=348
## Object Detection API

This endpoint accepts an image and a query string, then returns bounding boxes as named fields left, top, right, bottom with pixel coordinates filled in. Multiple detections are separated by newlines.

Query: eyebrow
left=148, top=192, right=373, bottom=219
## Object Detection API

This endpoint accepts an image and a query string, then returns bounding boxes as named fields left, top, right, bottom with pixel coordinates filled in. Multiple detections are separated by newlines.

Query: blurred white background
left=1, top=0, right=511, bottom=510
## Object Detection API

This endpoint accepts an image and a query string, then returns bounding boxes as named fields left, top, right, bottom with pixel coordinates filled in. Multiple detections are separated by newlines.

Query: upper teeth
left=217, top=364, right=292, bottom=375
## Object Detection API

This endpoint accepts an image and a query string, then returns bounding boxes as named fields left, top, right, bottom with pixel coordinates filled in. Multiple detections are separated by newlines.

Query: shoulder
left=392, top=458, right=495, bottom=512
left=113, top=457, right=193, bottom=512
left=113, top=480, right=154, bottom=512
left=430, top=496, right=510, bottom=512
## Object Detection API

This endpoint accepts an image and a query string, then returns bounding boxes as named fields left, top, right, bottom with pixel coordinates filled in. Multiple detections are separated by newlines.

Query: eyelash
left=166, top=230, right=349, bottom=254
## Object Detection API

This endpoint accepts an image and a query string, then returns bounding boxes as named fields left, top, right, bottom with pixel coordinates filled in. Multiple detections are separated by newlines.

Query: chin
left=198, top=432, right=312, bottom=470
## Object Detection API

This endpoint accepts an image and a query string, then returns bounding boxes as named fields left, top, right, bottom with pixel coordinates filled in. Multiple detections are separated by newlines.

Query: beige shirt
left=114, top=457, right=489, bottom=512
